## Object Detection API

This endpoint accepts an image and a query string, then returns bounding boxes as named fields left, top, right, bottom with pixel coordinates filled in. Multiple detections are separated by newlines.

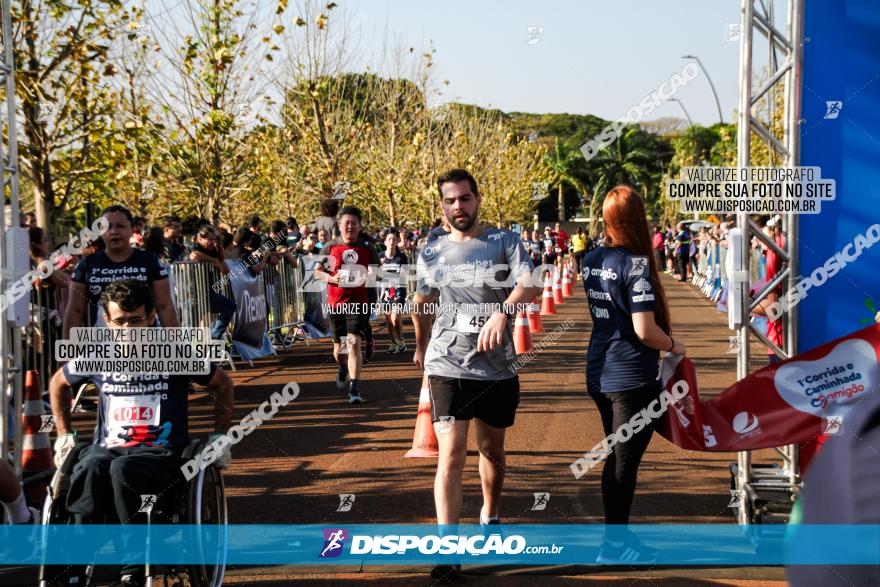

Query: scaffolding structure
left=732, top=0, right=804, bottom=524
left=0, top=0, right=25, bottom=473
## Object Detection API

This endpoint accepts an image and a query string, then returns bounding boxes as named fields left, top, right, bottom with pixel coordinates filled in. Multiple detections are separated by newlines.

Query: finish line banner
left=2, top=524, right=879, bottom=566
left=657, top=324, right=880, bottom=451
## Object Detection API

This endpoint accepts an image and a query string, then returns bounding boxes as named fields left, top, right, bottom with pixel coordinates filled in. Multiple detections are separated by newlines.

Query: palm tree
left=546, top=137, right=586, bottom=222
left=588, top=128, right=655, bottom=237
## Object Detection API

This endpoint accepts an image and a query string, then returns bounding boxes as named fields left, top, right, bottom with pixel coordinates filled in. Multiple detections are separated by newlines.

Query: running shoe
left=397, top=342, right=407, bottom=353
left=595, top=536, right=659, bottom=565
left=430, top=563, right=461, bottom=584
left=387, top=343, right=400, bottom=354
left=348, top=392, right=365, bottom=404
left=335, top=364, right=349, bottom=390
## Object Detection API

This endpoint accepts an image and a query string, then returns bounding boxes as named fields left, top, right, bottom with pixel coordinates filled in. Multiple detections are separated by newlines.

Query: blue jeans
left=210, top=291, right=236, bottom=340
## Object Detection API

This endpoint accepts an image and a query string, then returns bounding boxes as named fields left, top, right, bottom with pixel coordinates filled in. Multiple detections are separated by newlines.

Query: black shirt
left=379, top=249, right=409, bottom=290
left=163, top=239, right=185, bottom=263
left=72, top=249, right=168, bottom=325
left=584, top=246, right=660, bottom=393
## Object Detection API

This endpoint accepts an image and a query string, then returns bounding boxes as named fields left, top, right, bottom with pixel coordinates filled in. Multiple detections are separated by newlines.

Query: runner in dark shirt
left=378, top=228, right=410, bottom=353
left=64, top=206, right=177, bottom=336
left=581, top=186, right=685, bottom=565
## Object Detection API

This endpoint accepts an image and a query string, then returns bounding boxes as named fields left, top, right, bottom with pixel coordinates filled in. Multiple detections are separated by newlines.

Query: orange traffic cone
left=562, top=265, right=574, bottom=297
left=527, top=295, right=543, bottom=333
left=405, top=378, right=439, bottom=458
left=553, top=268, right=565, bottom=305
left=22, top=370, right=53, bottom=504
left=540, top=274, right=557, bottom=315
left=513, top=311, right=533, bottom=354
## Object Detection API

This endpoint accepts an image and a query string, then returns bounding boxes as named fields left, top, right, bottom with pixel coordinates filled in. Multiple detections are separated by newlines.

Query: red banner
left=656, top=323, right=880, bottom=451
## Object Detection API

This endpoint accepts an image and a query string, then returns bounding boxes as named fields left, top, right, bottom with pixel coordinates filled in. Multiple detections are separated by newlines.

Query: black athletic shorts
left=428, top=375, right=520, bottom=428
left=328, top=311, right=370, bottom=343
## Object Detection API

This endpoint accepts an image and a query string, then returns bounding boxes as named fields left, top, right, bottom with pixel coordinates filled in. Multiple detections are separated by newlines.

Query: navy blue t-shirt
left=72, top=249, right=168, bottom=325
left=583, top=246, right=660, bottom=393
left=63, top=363, right=216, bottom=450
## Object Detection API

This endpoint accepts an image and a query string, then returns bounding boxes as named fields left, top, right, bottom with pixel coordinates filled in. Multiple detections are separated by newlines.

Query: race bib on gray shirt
left=417, top=228, right=534, bottom=380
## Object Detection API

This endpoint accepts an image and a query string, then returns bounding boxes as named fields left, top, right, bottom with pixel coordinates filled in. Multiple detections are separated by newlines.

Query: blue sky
left=148, top=0, right=789, bottom=126
left=347, top=0, right=747, bottom=125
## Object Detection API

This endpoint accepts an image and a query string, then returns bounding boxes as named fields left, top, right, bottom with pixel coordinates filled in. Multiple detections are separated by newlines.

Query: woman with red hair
left=583, top=185, right=686, bottom=564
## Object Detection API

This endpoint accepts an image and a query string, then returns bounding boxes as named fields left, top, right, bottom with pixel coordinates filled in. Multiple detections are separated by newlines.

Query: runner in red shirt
left=554, top=222, right=570, bottom=268
left=315, top=206, right=380, bottom=403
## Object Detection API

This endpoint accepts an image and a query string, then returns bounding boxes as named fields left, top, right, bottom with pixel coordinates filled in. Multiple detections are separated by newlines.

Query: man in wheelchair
left=48, top=279, right=234, bottom=587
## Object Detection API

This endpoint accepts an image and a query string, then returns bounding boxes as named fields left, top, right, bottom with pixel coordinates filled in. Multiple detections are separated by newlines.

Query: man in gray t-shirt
left=416, top=228, right=533, bottom=379
left=413, top=170, right=541, bottom=581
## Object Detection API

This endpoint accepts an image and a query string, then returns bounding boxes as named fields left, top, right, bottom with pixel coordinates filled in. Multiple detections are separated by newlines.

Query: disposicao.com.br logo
left=319, top=528, right=349, bottom=558
left=318, top=528, right=564, bottom=557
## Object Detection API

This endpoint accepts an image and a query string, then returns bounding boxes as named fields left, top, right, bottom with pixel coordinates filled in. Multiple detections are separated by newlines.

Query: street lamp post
left=666, top=98, right=699, bottom=220
left=682, top=54, right=724, bottom=125
left=667, top=98, right=695, bottom=129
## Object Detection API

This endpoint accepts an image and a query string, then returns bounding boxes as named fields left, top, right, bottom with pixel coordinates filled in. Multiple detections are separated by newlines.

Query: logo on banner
left=773, top=338, right=873, bottom=417
left=732, top=411, right=761, bottom=437
left=342, top=249, right=358, bottom=264
left=320, top=528, right=348, bottom=558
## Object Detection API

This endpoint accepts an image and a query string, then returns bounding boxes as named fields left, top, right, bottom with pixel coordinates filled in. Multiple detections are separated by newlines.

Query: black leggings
left=573, top=251, right=585, bottom=275
left=589, top=384, right=659, bottom=526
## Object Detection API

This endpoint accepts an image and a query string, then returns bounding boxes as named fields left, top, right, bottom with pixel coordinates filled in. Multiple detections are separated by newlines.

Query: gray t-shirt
left=417, top=227, right=534, bottom=380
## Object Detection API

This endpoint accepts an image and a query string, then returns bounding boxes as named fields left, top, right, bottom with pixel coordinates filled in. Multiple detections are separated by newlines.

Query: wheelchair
left=38, top=438, right=227, bottom=587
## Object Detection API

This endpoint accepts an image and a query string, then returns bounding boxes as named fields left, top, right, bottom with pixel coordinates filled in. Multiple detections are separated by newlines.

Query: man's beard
left=448, top=211, right=476, bottom=232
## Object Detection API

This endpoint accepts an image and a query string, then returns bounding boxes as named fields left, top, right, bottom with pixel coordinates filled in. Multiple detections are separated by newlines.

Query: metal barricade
left=23, top=276, right=63, bottom=396
left=171, top=261, right=216, bottom=329
left=262, top=260, right=301, bottom=338
left=292, top=261, right=306, bottom=325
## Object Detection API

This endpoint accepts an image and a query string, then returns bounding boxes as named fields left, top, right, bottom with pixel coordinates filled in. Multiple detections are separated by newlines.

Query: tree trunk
left=589, top=192, right=603, bottom=239
left=557, top=183, right=565, bottom=222
left=388, top=188, right=397, bottom=227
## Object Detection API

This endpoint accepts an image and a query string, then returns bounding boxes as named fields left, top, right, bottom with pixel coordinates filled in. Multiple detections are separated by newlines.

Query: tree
left=545, top=137, right=585, bottom=222
left=274, top=3, right=376, bottom=224
left=588, top=128, right=654, bottom=236
left=146, top=0, right=277, bottom=224
left=11, top=0, right=129, bottom=241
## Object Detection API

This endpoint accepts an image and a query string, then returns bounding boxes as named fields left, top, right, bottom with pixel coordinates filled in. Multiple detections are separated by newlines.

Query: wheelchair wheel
left=185, top=465, right=227, bottom=587
left=39, top=454, right=96, bottom=587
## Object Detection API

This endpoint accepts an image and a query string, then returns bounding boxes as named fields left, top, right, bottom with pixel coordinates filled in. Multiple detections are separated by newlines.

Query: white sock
left=479, top=508, right=499, bottom=524
left=2, top=487, right=31, bottom=524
